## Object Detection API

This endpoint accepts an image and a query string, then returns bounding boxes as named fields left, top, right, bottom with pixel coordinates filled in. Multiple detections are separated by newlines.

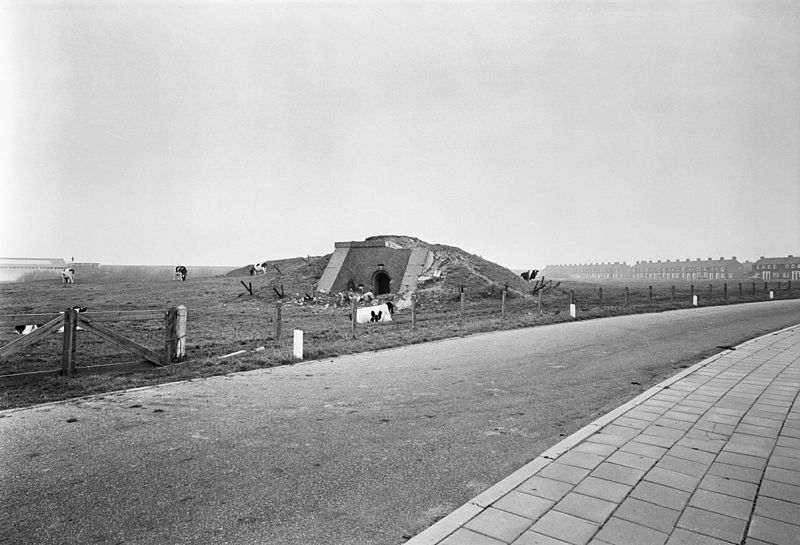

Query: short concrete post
left=569, top=303, right=577, bottom=318
left=769, top=291, right=774, bottom=300
left=693, top=295, right=698, bottom=306
left=293, top=329, right=303, bottom=359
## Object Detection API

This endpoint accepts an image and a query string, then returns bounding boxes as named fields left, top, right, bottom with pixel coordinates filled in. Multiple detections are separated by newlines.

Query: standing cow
left=250, top=262, right=267, bottom=276
left=520, top=269, right=539, bottom=282
left=61, top=268, right=75, bottom=284
left=175, top=265, right=188, bottom=281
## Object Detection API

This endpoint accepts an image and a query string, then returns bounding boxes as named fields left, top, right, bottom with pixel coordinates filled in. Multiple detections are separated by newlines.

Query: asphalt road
left=2, top=300, right=799, bottom=545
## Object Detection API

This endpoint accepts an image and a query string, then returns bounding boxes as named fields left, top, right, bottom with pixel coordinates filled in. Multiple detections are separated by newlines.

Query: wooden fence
left=0, top=306, right=186, bottom=385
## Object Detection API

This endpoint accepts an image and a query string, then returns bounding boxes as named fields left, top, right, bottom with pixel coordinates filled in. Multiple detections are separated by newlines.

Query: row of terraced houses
left=542, top=255, right=800, bottom=281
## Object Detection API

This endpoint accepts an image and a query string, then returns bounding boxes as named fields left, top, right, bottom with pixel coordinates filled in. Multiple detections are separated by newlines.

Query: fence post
left=61, top=307, right=77, bottom=376
left=738, top=282, right=742, bottom=298
left=501, top=290, right=506, bottom=320
left=708, top=284, right=713, bottom=298
left=538, top=290, right=543, bottom=316
left=649, top=286, right=653, bottom=301
left=671, top=285, right=675, bottom=303
left=164, top=306, right=187, bottom=364
left=275, top=301, right=282, bottom=342
left=764, top=282, right=769, bottom=294
left=724, top=283, right=728, bottom=300
left=411, top=295, right=416, bottom=329
left=624, top=287, right=629, bottom=307
left=351, top=299, right=357, bottom=339
left=690, top=284, right=695, bottom=302
left=752, top=282, right=756, bottom=296
left=598, top=287, right=603, bottom=305
left=460, top=286, right=466, bottom=329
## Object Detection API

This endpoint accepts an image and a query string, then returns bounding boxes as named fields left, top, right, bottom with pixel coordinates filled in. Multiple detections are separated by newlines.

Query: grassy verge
left=1, top=276, right=797, bottom=410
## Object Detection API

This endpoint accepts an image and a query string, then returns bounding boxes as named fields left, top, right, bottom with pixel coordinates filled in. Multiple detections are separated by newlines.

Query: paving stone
left=554, top=492, right=617, bottom=524
left=707, top=462, right=763, bottom=483
left=767, top=455, right=800, bottom=471
left=765, top=466, right=800, bottom=486
left=622, top=409, right=661, bottom=423
left=593, top=517, right=668, bottom=545
left=736, top=423, right=780, bottom=438
left=606, top=451, right=658, bottom=472
left=591, top=462, right=646, bottom=486
left=773, top=445, right=800, bottom=460
left=677, top=506, right=747, bottom=543
left=755, top=495, right=800, bottom=523
left=518, top=476, right=574, bottom=502
left=538, top=463, right=591, bottom=485
left=642, top=425, right=686, bottom=441
left=572, top=476, right=632, bottom=503
left=655, top=455, right=709, bottom=477
left=465, top=507, right=533, bottom=543
left=528, top=511, right=598, bottom=545
left=556, top=451, right=607, bottom=471
left=614, top=497, right=680, bottom=533
left=643, top=467, right=702, bottom=492
left=441, top=528, right=506, bottom=545
left=662, top=410, right=701, bottom=423
left=612, top=416, right=650, bottom=430
left=633, top=434, right=679, bottom=449
left=652, top=417, right=694, bottom=431
left=689, top=489, right=753, bottom=520
left=619, top=441, right=667, bottom=460
left=493, top=491, right=554, bottom=521
left=512, top=531, right=573, bottom=545
left=572, top=442, right=617, bottom=457
left=747, top=514, right=800, bottom=545
left=630, top=481, right=691, bottom=511
left=714, top=451, right=767, bottom=470
left=664, top=528, right=732, bottom=545
left=666, top=445, right=716, bottom=465
left=601, top=425, right=641, bottom=440
left=759, top=480, right=800, bottom=503
left=586, top=434, right=630, bottom=447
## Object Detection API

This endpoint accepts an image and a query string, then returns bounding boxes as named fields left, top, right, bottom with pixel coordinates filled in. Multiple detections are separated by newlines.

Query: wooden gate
left=0, top=306, right=186, bottom=385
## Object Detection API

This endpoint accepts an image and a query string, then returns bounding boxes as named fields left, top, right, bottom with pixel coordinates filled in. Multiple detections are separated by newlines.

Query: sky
left=1, top=0, right=798, bottom=269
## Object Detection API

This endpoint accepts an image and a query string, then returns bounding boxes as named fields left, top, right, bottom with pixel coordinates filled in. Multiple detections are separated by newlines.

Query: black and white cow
left=15, top=306, right=87, bottom=334
left=175, top=265, right=188, bottom=281
left=62, top=268, right=75, bottom=284
left=250, top=262, right=267, bottom=276
left=520, top=269, right=539, bottom=282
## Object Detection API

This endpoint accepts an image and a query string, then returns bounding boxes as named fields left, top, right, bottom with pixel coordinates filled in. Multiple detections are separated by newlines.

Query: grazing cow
left=62, top=268, right=75, bottom=284
left=15, top=306, right=87, bottom=334
left=520, top=269, right=539, bottom=282
left=175, top=265, right=188, bottom=281
left=250, top=262, right=267, bottom=276
left=355, top=304, right=393, bottom=324
left=386, top=302, right=395, bottom=314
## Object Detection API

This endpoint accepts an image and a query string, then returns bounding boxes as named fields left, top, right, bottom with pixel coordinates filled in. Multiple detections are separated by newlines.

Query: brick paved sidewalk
left=408, top=325, right=800, bottom=545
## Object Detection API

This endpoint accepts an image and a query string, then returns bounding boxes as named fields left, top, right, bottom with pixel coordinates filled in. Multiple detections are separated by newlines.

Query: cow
left=15, top=306, right=87, bottom=334
left=62, top=268, right=75, bottom=284
left=354, top=304, right=393, bottom=324
left=520, top=269, right=539, bottom=282
left=250, top=262, right=267, bottom=276
left=175, top=265, right=188, bottom=281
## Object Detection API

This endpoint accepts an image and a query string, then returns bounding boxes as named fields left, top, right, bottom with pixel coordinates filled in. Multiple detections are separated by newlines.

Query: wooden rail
left=0, top=306, right=186, bottom=385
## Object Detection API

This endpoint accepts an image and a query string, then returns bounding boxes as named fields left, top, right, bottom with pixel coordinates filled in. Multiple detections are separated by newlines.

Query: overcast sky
left=1, top=0, right=798, bottom=268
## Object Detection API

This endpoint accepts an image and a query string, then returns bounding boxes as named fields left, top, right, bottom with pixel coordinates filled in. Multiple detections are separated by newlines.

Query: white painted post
left=293, top=329, right=303, bottom=359
left=769, top=291, right=774, bottom=300
left=692, top=295, right=698, bottom=306
left=569, top=303, right=577, bottom=318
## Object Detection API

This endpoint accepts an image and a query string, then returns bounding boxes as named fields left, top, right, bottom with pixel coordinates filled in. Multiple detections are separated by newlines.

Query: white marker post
left=569, top=303, right=577, bottom=318
left=692, top=295, right=698, bottom=306
left=769, top=291, right=774, bottom=300
left=293, top=329, right=303, bottom=360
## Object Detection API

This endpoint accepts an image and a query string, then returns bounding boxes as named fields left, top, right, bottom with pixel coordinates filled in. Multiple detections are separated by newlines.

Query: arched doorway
left=372, top=271, right=391, bottom=295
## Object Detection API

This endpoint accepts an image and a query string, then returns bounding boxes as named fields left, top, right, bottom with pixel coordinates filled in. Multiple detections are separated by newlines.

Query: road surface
left=1, top=300, right=799, bottom=544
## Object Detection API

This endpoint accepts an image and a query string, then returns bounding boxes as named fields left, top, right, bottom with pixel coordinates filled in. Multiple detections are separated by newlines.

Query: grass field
left=1, top=274, right=796, bottom=409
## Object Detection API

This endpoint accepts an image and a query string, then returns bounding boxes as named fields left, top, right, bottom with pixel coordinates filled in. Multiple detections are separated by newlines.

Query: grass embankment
left=1, top=276, right=796, bottom=409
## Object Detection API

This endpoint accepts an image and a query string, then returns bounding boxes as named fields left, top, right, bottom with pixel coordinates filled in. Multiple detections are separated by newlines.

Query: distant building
left=0, top=257, right=67, bottom=282
left=542, top=262, right=630, bottom=280
left=631, top=257, right=743, bottom=280
left=752, top=255, right=800, bottom=281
